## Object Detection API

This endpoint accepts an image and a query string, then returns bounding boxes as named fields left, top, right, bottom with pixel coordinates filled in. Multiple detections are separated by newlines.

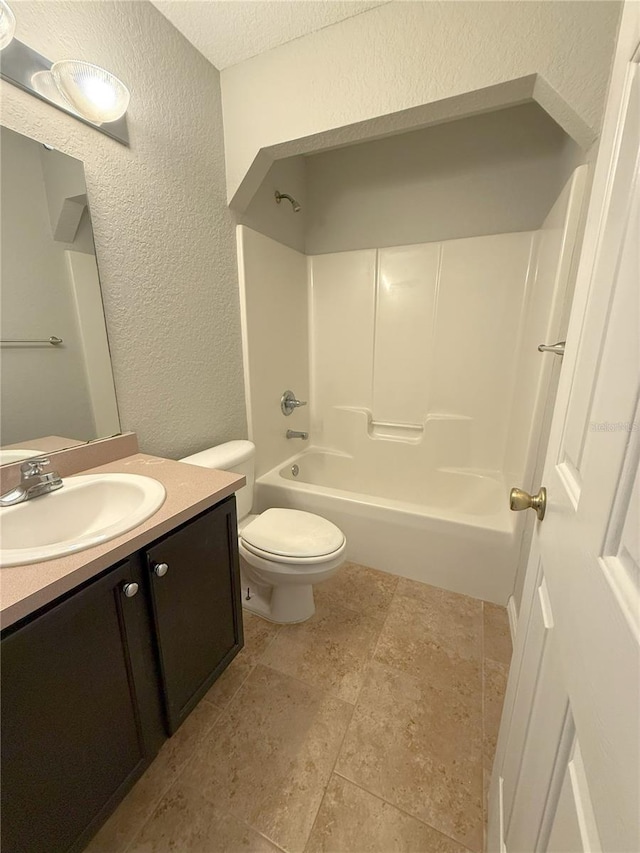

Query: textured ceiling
left=150, top=1, right=387, bottom=70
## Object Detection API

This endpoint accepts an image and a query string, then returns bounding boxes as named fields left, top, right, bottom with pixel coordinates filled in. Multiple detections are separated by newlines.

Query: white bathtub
left=254, top=449, right=519, bottom=604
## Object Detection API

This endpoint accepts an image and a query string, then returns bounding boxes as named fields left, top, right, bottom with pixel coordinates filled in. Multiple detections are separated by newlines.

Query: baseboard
left=507, top=595, right=518, bottom=644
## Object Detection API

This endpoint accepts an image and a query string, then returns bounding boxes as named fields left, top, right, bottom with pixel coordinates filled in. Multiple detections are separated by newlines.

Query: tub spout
left=286, top=430, right=308, bottom=440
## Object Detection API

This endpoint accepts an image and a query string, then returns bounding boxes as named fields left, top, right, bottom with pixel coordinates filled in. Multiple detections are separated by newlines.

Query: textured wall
left=0, top=1, right=245, bottom=458
left=305, top=104, right=583, bottom=254
left=221, top=1, right=620, bottom=200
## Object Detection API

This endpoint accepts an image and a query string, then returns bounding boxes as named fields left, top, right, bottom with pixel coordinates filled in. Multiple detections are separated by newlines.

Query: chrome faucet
left=286, top=430, right=308, bottom=440
left=281, top=390, right=307, bottom=416
left=0, top=458, right=63, bottom=507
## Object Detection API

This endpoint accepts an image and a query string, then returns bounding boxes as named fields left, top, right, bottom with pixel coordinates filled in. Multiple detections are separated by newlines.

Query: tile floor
left=86, top=563, right=511, bottom=853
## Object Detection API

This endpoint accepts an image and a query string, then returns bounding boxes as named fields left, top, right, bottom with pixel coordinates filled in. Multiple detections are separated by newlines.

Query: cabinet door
left=1, top=560, right=153, bottom=853
left=146, top=497, right=243, bottom=733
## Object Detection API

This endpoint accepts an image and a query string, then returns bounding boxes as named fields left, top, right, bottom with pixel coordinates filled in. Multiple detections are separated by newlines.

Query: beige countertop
left=0, top=454, right=245, bottom=630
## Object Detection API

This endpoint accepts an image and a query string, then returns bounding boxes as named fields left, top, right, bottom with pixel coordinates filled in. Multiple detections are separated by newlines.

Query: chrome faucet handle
left=0, top=457, right=62, bottom=506
left=281, top=390, right=308, bottom=416
left=20, top=457, right=51, bottom=478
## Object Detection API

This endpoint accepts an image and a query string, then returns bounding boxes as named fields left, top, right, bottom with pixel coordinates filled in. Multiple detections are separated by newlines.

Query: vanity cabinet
left=0, top=496, right=243, bottom=853
left=147, top=498, right=242, bottom=733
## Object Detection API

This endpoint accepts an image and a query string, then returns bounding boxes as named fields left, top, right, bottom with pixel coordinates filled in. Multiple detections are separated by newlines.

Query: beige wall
left=304, top=104, right=584, bottom=254
left=0, top=1, right=245, bottom=458
left=221, top=1, right=620, bottom=201
left=238, top=156, right=307, bottom=253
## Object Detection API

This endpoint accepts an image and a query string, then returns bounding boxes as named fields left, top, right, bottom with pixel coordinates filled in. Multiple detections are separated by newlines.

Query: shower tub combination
left=239, top=168, right=587, bottom=606
left=255, top=448, right=518, bottom=604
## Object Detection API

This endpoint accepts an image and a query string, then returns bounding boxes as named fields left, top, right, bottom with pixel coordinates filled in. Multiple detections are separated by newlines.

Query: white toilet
left=180, top=440, right=346, bottom=623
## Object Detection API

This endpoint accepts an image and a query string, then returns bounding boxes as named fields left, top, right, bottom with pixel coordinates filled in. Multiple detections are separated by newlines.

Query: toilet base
left=240, top=571, right=316, bottom=624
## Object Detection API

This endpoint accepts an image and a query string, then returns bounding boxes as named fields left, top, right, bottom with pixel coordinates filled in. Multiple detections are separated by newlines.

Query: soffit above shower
left=150, top=1, right=388, bottom=70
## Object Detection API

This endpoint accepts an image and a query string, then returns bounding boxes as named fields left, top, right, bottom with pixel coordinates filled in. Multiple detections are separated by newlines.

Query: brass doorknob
left=510, top=486, right=547, bottom=521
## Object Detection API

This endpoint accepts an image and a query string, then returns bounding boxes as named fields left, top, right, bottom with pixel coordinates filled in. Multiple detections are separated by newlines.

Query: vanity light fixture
left=0, top=1, right=129, bottom=145
left=51, top=60, right=130, bottom=124
left=0, top=0, right=16, bottom=50
left=31, top=70, right=83, bottom=118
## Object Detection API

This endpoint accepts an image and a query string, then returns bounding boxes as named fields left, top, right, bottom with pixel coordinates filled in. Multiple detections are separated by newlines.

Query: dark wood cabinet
left=147, top=498, right=243, bottom=732
left=0, top=496, right=242, bottom=853
left=0, top=559, right=156, bottom=853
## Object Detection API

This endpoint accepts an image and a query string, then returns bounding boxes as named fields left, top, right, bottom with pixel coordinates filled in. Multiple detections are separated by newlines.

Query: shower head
left=275, top=190, right=301, bottom=213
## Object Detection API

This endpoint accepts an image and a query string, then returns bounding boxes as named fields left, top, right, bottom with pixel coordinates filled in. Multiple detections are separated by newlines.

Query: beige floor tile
left=205, top=612, right=281, bottom=707
left=395, top=578, right=480, bottom=613
left=336, top=661, right=483, bottom=852
left=314, top=562, right=399, bottom=618
left=483, top=768, right=492, bottom=840
left=241, top=611, right=284, bottom=662
left=205, top=653, right=255, bottom=707
left=261, top=600, right=384, bottom=703
left=179, top=664, right=353, bottom=853
left=483, top=658, right=509, bottom=771
left=128, top=785, right=282, bottom=852
left=483, top=602, right=512, bottom=665
left=85, top=699, right=222, bottom=853
left=306, top=774, right=468, bottom=853
left=374, top=583, right=483, bottom=698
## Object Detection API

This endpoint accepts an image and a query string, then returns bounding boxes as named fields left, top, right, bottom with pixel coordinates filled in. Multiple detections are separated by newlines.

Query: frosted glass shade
left=51, top=60, right=130, bottom=123
left=0, top=0, right=16, bottom=50
left=31, top=70, right=89, bottom=120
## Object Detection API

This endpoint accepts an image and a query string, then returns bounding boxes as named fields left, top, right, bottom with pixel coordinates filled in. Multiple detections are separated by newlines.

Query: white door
left=487, top=3, right=640, bottom=852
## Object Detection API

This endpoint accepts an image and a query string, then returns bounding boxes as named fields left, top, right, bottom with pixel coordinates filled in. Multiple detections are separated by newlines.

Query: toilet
left=180, top=440, right=346, bottom=623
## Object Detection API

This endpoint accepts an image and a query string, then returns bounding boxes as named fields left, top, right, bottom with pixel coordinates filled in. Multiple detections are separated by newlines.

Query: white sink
left=0, top=473, right=166, bottom=567
left=0, top=449, right=43, bottom=466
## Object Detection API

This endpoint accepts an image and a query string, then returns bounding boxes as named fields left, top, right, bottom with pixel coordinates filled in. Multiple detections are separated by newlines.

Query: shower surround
left=237, top=168, right=586, bottom=603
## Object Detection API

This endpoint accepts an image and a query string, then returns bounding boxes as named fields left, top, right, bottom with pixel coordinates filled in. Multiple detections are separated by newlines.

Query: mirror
left=0, top=126, right=120, bottom=465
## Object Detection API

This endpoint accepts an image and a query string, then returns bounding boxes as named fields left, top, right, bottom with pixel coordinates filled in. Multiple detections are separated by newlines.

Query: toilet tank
left=180, top=440, right=255, bottom=521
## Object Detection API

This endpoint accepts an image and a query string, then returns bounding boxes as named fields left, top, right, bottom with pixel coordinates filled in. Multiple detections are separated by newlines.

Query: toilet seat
left=241, top=537, right=346, bottom=566
left=240, top=508, right=345, bottom=563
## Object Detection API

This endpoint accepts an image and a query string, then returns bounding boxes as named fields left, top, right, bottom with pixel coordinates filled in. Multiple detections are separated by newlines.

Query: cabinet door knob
left=122, top=581, right=139, bottom=598
left=153, top=562, right=169, bottom=577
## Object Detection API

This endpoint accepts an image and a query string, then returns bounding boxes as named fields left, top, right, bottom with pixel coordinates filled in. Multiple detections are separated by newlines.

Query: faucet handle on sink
left=20, top=457, right=51, bottom=477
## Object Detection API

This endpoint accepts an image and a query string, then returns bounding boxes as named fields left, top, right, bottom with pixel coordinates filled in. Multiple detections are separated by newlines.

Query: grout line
left=369, top=581, right=400, bottom=663
left=299, top=600, right=391, bottom=851
left=332, top=770, right=478, bottom=853
left=259, top=659, right=358, bottom=707
left=481, top=601, right=488, bottom=851
left=120, top=700, right=227, bottom=853
left=123, top=620, right=283, bottom=851
left=301, top=699, right=358, bottom=851
left=210, top=616, right=284, bottom=712
left=237, top=819, right=289, bottom=853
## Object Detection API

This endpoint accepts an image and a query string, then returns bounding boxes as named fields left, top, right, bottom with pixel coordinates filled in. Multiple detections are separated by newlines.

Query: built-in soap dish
left=368, top=420, right=424, bottom=442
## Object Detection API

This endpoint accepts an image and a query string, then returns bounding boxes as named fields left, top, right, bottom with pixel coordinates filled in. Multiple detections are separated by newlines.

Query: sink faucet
left=286, top=430, right=309, bottom=440
left=0, top=458, right=63, bottom=507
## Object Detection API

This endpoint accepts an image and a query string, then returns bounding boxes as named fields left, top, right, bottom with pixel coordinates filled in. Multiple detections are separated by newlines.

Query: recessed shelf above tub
left=368, top=420, right=424, bottom=441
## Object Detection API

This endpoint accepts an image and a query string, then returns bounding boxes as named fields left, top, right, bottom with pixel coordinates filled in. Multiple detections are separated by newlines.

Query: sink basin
left=0, top=473, right=166, bottom=567
left=0, top=449, right=43, bottom=466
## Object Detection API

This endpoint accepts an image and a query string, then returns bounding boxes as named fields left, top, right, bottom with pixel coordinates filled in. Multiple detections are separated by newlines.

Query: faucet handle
left=20, top=457, right=50, bottom=477
left=281, top=390, right=308, bottom=416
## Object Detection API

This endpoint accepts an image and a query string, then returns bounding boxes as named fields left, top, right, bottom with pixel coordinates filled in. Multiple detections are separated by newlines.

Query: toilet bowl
left=180, top=441, right=346, bottom=623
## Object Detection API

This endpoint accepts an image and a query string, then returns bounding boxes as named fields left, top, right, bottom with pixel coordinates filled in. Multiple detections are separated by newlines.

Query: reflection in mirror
left=0, top=127, right=120, bottom=465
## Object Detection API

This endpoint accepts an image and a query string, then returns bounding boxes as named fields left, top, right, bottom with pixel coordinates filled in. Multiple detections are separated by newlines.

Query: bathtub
left=254, top=449, right=519, bottom=604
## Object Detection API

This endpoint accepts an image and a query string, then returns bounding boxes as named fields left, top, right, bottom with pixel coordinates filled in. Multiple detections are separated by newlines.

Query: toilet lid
left=240, top=508, right=345, bottom=559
